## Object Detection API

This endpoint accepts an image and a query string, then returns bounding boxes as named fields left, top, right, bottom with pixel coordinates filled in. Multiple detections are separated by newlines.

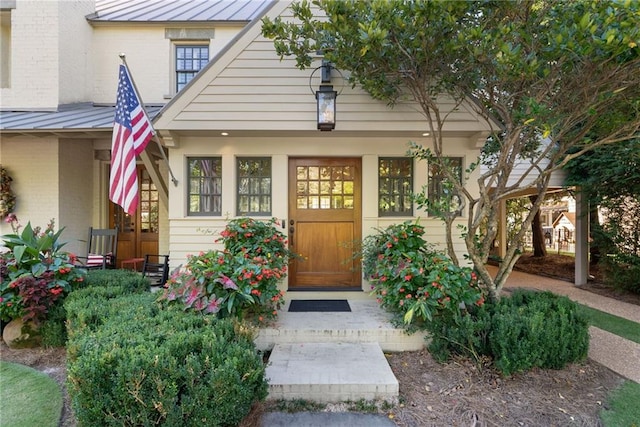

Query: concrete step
left=266, top=342, right=399, bottom=403
left=255, top=299, right=426, bottom=352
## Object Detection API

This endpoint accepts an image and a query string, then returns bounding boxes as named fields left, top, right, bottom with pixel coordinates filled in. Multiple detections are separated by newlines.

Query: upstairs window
left=176, top=45, right=209, bottom=92
left=379, top=157, right=413, bottom=216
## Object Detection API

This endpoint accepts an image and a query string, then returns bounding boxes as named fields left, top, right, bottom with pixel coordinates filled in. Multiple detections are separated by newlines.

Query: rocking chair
left=77, top=227, right=118, bottom=269
left=142, top=254, right=170, bottom=287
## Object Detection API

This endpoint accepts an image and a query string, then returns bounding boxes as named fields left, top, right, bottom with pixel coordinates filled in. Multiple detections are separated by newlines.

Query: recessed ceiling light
left=422, top=132, right=430, bottom=136
left=221, top=132, right=229, bottom=136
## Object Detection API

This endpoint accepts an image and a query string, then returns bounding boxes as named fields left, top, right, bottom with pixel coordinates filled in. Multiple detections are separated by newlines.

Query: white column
left=575, top=189, right=589, bottom=286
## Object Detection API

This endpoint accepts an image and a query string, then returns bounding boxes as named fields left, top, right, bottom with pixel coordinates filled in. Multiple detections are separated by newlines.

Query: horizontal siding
left=483, top=156, right=567, bottom=191
left=164, top=18, right=488, bottom=134
left=169, top=217, right=470, bottom=270
left=168, top=219, right=227, bottom=268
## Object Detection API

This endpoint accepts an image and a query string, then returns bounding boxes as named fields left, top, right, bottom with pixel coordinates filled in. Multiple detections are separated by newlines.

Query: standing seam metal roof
left=0, top=104, right=163, bottom=131
left=1, top=0, right=272, bottom=132
left=87, top=0, right=271, bottom=22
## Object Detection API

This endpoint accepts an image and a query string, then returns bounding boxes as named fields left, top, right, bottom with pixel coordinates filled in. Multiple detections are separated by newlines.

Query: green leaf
left=579, top=12, right=591, bottom=30
left=404, top=307, right=414, bottom=324
left=32, top=263, right=46, bottom=277
left=13, top=245, right=26, bottom=264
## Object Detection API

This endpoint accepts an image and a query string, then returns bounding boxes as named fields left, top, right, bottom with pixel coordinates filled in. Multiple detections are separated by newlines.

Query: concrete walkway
left=492, top=267, right=640, bottom=384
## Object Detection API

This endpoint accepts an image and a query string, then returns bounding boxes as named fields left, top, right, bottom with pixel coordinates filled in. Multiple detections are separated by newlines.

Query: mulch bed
left=387, top=351, right=623, bottom=426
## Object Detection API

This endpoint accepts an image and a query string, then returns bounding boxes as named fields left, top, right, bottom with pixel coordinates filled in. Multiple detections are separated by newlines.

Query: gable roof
left=153, top=1, right=494, bottom=138
left=553, top=212, right=576, bottom=228
left=87, top=0, right=271, bottom=23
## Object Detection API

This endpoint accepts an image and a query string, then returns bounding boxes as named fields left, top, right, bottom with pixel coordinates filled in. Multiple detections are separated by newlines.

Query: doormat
left=288, top=299, right=351, bottom=312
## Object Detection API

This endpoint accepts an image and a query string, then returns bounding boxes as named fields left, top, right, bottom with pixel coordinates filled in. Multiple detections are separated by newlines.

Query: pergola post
left=575, top=188, right=589, bottom=286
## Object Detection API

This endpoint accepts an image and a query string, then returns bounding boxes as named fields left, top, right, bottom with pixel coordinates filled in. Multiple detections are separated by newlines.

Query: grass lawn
left=578, top=304, right=640, bottom=344
left=577, top=304, right=640, bottom=425
left=0, top=361, right=62, bottom=427
left=600, top=381, right=640, bottom=427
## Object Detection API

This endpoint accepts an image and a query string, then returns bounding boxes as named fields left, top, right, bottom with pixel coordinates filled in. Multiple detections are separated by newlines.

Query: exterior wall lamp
left=316, top=84, right=337, bottom=131
left=311, top=60, right=342, bottom=131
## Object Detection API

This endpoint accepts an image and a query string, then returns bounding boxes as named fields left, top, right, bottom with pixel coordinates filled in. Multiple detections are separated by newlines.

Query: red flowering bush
left=364, top=221, right=484, bottom=327
left=0, top=218, right=86, bottom=322
left=159, top=218, right=290, bottom=322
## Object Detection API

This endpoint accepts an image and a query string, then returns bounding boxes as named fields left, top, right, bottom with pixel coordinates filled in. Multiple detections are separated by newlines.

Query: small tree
left=263, top=0, right=640, bottom=300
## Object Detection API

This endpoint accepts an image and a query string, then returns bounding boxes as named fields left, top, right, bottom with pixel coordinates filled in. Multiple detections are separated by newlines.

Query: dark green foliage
left=159, top=218, right=289, bottom=321
left=426, top=303, right=492, bottom=364
left=66, top=289, right=267, bottom=427
left=39, top=269, right=150, bottom=347
left=39, top=301, right=67, bottom=348
left=81, top=268, right=150, bottom=293
left=427, top=290, right=589, bottom=376
left=601, top=254, right=640, bottom=294
left=65, top=289, right=159, bottom=341
left=489, top=290, right=589, bottom=376
left=565, top=140, right=640, bottom=294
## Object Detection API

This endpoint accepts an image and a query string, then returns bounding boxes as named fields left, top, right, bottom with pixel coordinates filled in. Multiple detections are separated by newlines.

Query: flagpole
left=119, top=53, right=178, bottom=186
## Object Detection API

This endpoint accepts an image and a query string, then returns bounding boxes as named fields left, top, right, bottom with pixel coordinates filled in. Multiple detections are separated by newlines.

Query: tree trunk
left=529, top=195, right=547, bottom=257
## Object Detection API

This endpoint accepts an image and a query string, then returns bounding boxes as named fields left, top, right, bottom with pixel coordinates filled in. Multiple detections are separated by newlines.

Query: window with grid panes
left=176, top=45, right=209, bottom=92
left=428, top=157, right=463, bottom=217
left=295, top=165, right=355, bottom=210
left=140, top=169, right=159, bottom=233
left=187, top=157, right=222, bottom=216
left=237, top=158, right=271, bottom=215
left=379, top=157, right=413, bottom=216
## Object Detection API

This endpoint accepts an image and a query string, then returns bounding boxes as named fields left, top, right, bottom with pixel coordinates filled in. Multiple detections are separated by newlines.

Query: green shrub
left=81, top=268, right=150, bottom=293
left=0, top=219, right=86, bottom=323
left=159, top=218, right=289, bottom=322
left=39, top=269, right=149, bottom=347
left=39, top=301, right=67, bottom=348
left=426, top=290, right=589, bottom=376
left=66, top=292, right=267, bottom=426
left=364, top=221, right=485, bottom=328
left=600, top=253, right=640, bottom=294
left=489, top=290, right=589, bottom=375
left=426, top=303, right=492, bottom=364
left=65, top=289, right=158, bottom=341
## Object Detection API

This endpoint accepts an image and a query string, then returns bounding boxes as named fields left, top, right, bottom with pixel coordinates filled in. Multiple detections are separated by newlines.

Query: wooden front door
left=109, top=166, right=159, bottom=267
left=288, top=158, right=361, bottom=289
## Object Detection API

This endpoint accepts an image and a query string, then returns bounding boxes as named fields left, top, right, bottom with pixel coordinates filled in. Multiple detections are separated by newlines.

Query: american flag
left=109, top=64, right=154, bottom=215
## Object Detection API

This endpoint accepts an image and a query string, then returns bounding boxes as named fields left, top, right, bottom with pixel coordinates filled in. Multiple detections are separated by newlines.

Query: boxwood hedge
left=66, top=287, right=267, bottom=426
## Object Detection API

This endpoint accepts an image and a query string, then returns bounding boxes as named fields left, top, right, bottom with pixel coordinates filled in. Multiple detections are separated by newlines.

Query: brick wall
left=58, top=0, right=95, bottom=105
left=0, top=0, right=95, bottom=109
left=0, top=1, right=59, bottom=109
left=0, top=137, right=60, bottom=234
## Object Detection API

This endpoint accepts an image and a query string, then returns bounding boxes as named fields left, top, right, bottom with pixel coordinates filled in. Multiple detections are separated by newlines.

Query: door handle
left=289, top=222, right=295, bottom=246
